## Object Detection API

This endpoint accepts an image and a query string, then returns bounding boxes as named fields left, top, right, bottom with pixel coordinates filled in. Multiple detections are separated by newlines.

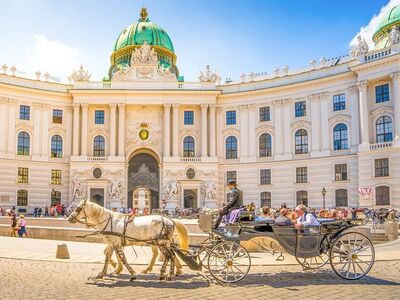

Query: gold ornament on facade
left=139, top=123, right=149, bottom=140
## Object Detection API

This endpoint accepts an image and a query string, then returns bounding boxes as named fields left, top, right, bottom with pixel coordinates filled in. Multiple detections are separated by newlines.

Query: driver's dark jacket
left=221, top=188, right=243, bottom=214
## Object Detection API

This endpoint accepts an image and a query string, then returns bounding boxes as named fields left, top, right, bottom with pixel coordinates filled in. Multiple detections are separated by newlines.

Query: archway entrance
left=127, top=152, right=159, bottom=211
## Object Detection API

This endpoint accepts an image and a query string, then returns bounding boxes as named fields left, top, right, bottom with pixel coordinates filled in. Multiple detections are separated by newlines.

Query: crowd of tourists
left=2, top=206, right=27, bottom=238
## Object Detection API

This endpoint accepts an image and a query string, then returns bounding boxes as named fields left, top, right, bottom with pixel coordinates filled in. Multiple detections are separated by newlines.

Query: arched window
left=17, top=190, right=28, bottom=206
left=51, top=135, right=63, bottom=158
left=295, top=129, right=308, bottom=154
left=333, top=123, right=348, bottom=150
left=260, top=191, right=271, bottom=207
left=259, top=133, right=272, bottom=157
left=335, top=189, right=348, bottom=207
left=183, top=136, right=195, bottom=157
left=296, top=190, right=308, bottom=206
left=51, top=191, right=61, bottom=206
left=375, top=186, right=390, bottom=206
left=376, top=116, right=393, bottom=143
left=93, top=135, right=105, bottom=157
left=226, top=136, right=238, bottom=159
left=17, top=131, right=30, bottom=156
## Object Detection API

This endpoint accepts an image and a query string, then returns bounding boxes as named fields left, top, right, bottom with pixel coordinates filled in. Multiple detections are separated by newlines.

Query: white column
left=0, top=99, right=6, bottom=155
left=273, top=101, right=283, bottom=159
left=357, top=81, right=370, bottom=148
left=283, top=100, right=292, bottom=158
left=349, top=86, right=360, bottom=151
left=80, top=104, right=88, bottom=157
left=72, top=104, right=80, bottom=156
left=109, top=103, right=117, bottom=156
left=201, top=104, right=208, bottom=157
left=310, top=94, right=321, bottom=156
left=41, top=106, right=49, bottom=157
left=209, top=104, right=216, bottom=157
left=33, top=104, right=41, bottom=156
left=216, top=107, right=224, bottom=158
left=65, top=107, right=73, bottom=157
left=172, top=104, right=180, bottom=157
left=248, top=104, right=256, bottom=159
left=7, top=100, right=16, bottom=156
left=118, top=104, right=126, bottom=157
left=390, top=72, right=400, bottom=146
left=320, top=93, right=330, bottom=152
left=239, top=105, right=248, bottom=159
left=163, top=104, right=171, bottom=157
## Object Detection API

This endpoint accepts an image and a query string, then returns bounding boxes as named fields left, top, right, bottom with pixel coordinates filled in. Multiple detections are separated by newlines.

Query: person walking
left=10, top=214, right=17, bottom=237
left=44, top=205, right=49, bottom=217
left=17, top=215, right=27, bottom=238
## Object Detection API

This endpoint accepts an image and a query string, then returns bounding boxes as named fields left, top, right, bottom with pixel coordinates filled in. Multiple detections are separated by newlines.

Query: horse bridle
left=69, top=200, right=113, bottom=232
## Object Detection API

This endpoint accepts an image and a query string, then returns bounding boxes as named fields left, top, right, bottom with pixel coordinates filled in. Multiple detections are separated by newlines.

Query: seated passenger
left=275, top=208, right=293, bottom=226
left=256, top=206, right=275, bottom=221
left=294, top=204, right=319, bottom=229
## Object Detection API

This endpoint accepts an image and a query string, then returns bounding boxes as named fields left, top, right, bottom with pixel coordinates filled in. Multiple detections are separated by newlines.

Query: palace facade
left=1, top=7, right=400, bottom=213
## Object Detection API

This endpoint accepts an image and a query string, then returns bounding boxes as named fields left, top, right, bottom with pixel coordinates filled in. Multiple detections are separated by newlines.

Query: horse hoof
left=159, top=276, right=166, bottom=281
left=130, top=276, right=136, bottom=281
left=165, top=277, right=171, bottom=281
left=175, top=270, right=182, bottom=276
left=95, top=274, right=103, bottom=280
left=141, top=269, right=149, bottom=274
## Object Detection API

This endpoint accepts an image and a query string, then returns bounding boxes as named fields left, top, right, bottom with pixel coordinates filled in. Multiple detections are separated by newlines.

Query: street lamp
left=321, top=187, right=327, bottom=209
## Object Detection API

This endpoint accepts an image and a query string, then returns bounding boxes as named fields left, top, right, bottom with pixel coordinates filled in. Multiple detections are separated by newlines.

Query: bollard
left=56, top=244, right=70, bottom=259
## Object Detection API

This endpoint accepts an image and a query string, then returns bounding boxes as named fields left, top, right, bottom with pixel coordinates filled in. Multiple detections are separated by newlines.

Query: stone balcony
left=73, top=81, right=218, bottom=90
left=370, top=141, right=392, bottom=151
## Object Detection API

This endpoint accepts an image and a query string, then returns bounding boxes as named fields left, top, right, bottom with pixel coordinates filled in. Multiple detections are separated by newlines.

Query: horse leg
left=168, top=248, right=176, bottom=280
left=142, top=245, right=158, bottom=274
left=115, top=246, right=136, bottom=281
left=113, top=251, right=123, bottom=275
left=97, top=244, right=113, bottom=279
left=175, top=256, right=182, bottom=276
left=158, top=247, right=170, bottom=281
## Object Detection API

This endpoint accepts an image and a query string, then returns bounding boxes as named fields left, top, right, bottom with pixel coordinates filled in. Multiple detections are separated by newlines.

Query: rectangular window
left=375, top=83, right=390, bottom=103
left=333, top=93, right=346, bottom=111
left=17, top=190, right=28, bottom=206
left=335, top=164, right=348, bottom=181
left=184, top=111, right=194, bottom=125
left=95, top=110, right=105, bottom=124
left=51, top=169, right=62, bottom=185
left=260, top=169, right=271, bottom=185
left=296, top=167, right=308, bottom=183
left=52, top=109, right=63, bottom=123
left=226, top=171, right=237, bottom=184
left=295, top=101, right=306, bottom=117
left=226, top=110, right=236, bottom=125
left=17, top=167, right=29, bottom=183
left=259, top=106, right=270, bottom=122
left=375, top=158, right=389, bottom=177
left=19, top=105, right=30, bottom=120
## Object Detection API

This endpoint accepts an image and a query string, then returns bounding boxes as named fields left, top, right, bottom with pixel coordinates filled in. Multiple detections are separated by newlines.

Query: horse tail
left=172, top=220, right=189, bottom=251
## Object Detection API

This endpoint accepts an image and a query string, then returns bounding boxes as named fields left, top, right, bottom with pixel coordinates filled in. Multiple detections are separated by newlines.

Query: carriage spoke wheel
left=207, top=241, right=251, bottom=283
left=297, top=251, right=329, bottom=270
left=329, top=232, right=374, bottom=280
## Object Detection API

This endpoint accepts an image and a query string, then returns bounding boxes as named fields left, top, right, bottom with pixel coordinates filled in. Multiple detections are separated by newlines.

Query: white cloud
left=25, top=35, right=82, bottom=81
left=349, top=0, right=400, bottom=48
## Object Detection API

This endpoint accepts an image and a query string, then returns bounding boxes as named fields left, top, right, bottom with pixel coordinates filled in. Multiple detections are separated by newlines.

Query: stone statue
left=352, top=35, right=369, bottom=57
left=70, top=65, right=91, bottom=82
left=131, top=41, right=158, bottom=64
left=164, top=181, right=179, bottom=203
left=198, top=65, right=221, bottom=84
left=108, top=182, right=124, bottom=204
left=71, top=175, right=87, bottom=205
left=201, top=181, right=217, bottom=202
left=389, top=25, right=400, bottom=46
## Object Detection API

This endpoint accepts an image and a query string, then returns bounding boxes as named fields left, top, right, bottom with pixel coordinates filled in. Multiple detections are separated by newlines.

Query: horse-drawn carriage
left=180, top=212, right=375, bottom=284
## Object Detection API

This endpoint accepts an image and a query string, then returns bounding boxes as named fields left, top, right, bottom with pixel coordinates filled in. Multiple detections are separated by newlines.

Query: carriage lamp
left=321, top=187, right=327, bottom=209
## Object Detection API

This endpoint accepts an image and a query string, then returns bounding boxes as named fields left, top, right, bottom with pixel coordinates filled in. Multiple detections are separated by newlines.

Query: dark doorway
left=90, top=188, right=104, bottom=207
left=183, top=189, right=198, bottom=208
left=128, top=152, right=159, bottom=210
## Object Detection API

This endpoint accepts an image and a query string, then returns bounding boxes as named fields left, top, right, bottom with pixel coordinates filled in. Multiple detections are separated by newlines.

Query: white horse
left=68, top=199, right=188, bottom=281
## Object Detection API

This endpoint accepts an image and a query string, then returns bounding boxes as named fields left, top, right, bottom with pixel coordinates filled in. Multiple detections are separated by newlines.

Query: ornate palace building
left=1, top=7, right=400, bottom=213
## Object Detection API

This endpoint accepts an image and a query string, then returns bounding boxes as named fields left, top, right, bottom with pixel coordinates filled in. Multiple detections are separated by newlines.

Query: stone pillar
left=310, top=94, right=321, bottom=156
left=172, top=104, right=180, bottom=157
left=390, top=72, right=400, bottom=146
left=163, top=104, right=171, bottom=157
left=80, top=104, right=88, bottom=157
left=357, top=81, right=370, bottom=148
left=239, top=105, right=248, bottom=158
left=109, top=103, right=117, bottom=156
left=283, top=100, right=292, bottom=158
left=72, top=104, right=80, bottom=156
left=273, top=101, right=283, bottom=159
left=33, top=103, right=41, bottom=156
left=65, top=107, right=73, bottom=157
left=216, top=107, right=224, bottom=158
left=7, top=100, right=16, bottom=156
left=209, top=104, right=216, bottom=157
left=0, top=99, right=6, bottom=155
left=41, top=106, right=49, bottom=157
left=201, top=104, right=208, bottom=157
left=117, top=104, right=126, bottom=157
left=349, top=86, right=360, bottom=152
left=320, top=93, right=330, bottom=152
left=248, top=104, right=256, bottom=159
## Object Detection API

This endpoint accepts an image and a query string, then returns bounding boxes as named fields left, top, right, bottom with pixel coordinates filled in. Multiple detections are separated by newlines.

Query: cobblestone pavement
left=0, top=258, right=399, bottom=300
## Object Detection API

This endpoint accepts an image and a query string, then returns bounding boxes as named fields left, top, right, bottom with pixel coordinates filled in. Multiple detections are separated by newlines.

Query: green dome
left=373, top=5, right=400, bottom=49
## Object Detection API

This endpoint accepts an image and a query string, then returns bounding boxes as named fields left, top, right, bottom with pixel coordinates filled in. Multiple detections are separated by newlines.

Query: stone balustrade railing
left=370, top=141, right=392, bottom=151
left=180, top=157, right=202, bottom=163
left=73, top=81, right=217, bottom=90
left=87, top=156, right=108, bottom=161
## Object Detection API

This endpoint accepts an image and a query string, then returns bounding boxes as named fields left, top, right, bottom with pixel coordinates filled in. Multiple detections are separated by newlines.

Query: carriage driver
left=212, top=180, right=243, bottom=229
left=294, top=204, right=319, bottom=229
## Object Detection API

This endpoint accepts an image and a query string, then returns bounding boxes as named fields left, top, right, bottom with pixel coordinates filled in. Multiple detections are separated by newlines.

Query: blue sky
left=0, top=0, right=394, bottom=82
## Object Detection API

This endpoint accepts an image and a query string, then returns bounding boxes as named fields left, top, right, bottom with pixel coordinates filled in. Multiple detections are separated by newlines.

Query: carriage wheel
left=207, top=241, right=251, bottom=283
left=329, top=232, right=374, bottom=280
left=296, top=251, right=329, bottom=270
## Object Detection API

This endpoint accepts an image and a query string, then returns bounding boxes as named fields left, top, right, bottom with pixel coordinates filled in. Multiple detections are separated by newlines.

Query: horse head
left=67, top=199, right=88, bottom=224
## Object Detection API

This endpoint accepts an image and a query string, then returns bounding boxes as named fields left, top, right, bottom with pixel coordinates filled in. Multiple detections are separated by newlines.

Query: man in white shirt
left=295, top=204, right=319, bottom=229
